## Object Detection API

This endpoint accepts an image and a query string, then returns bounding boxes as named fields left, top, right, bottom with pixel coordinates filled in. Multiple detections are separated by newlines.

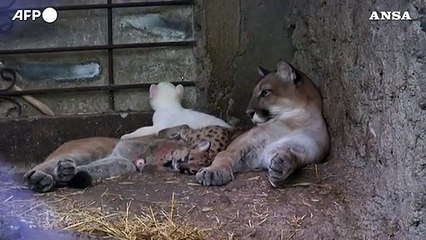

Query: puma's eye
left=259, top=89, right=271, bottom=98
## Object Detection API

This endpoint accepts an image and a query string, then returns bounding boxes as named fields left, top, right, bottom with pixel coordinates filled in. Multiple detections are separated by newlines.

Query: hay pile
left=58, top=197, right=208, bottom=240
left=1, top=183, right=209, bottom=240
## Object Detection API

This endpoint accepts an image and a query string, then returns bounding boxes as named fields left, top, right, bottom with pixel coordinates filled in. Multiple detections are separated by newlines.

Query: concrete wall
left=204, top=0, right=425, bottom=238
left=203, top=0, right=294, bottom=126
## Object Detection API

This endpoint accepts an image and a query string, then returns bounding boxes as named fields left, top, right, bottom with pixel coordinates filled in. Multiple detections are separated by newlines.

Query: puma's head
left=246, top=60, right=322, bottom=125
left=149, top=82, right=184, bottom=110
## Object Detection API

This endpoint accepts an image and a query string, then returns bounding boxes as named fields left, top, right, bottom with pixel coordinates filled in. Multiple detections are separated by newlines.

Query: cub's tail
left=67, top=171, right=92, bottom=189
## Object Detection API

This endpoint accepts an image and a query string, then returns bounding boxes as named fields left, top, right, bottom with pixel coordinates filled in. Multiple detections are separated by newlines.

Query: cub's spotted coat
left=157, top=125, right=245, bottom=174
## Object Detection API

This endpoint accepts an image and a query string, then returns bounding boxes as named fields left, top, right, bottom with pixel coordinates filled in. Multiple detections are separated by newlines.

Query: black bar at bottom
left=0, top=81, right=196, bottom=97
left=0, top=41, right=196, bottom=55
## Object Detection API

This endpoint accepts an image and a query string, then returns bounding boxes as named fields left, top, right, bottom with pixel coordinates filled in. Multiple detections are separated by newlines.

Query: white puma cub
left=121, top=82, right=231, bottom=139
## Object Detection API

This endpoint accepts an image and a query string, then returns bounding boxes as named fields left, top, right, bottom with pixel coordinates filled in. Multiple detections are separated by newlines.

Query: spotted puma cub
left=157, top=125, right=244, bottom=174
left=196, top=60, right=330, bottom=187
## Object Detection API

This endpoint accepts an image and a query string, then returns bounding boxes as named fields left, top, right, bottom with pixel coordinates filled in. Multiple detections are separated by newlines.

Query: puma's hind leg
left=23, top=169, right=55, bottom=193
left=263, top=135, right=321, bottom=188
left=24, top=156, right=80, bottom=191
left=23, top=137, right=118, bottom=192
left=76, top=156, right=136, bottom=184
left=267, top=149, right=302, bottom=188
left=54, top=158, right=78, bottom=186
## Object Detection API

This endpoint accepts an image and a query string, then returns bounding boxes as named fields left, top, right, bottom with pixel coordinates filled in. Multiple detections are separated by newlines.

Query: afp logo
left=369, top=11, right=412, bottom=21
left=11, top=7, right=58, bottom=23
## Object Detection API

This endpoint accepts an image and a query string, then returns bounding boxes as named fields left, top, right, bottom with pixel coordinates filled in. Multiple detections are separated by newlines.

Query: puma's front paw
left=195, top=165, right=233, bottom=186
left=54, top=159, right=77, bottom=183
left=23, top=170, right=55, bottom=192
left=267, top=153, right=298, bottom=188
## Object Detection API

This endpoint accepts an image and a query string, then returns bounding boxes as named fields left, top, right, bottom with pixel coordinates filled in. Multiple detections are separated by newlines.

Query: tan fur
left=23, top=125, right=239, bottom=192
left=196, top=61, right=330, bottom=187
left=44, top=138, right=118, bottom=163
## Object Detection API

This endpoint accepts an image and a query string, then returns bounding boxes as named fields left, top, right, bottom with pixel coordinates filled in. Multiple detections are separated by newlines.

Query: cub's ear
left=176, top=84, right=184, bottom=98
left=169, top=133, right=181, bottom=140
left=195, top=140, right=211, bottom=152
left=149, top=84, right=158, bottom=98
left=276, top=60, right=297, bottom=82
left=257, top=66, right=270, bottom=77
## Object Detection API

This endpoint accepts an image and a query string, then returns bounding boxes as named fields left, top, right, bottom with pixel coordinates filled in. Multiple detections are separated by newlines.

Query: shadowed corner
left=0, top=150, right=94, bottom=240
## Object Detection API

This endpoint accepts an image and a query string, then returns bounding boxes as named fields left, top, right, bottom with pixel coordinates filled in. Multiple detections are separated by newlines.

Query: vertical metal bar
left=107, top=0, right=115, bottom=111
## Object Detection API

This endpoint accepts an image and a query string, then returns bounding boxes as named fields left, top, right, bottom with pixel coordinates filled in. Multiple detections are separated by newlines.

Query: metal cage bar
left=107, top=0, right=115, bottom=111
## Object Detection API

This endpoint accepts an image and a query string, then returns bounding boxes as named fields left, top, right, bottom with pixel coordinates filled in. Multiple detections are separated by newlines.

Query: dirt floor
left=0, top=154, right=379, bottom=240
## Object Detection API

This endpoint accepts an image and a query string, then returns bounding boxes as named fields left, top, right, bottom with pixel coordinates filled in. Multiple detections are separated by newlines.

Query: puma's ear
left=149, top=84, right=158, bottom=98
left=196, top=140, right=211, bottom=152
left=276, top=60, right=297, bottom=82
left=257, top=66, right=270, bottom=77
left=176, top=84, right=184, bottom=98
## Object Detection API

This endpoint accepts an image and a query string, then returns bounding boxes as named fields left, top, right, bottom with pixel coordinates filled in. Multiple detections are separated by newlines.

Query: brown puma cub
left=196, top=60, right=330, bottom=187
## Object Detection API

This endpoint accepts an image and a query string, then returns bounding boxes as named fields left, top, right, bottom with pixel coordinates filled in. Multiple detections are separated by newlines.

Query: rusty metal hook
left=0, top=66, right=17, bottom=92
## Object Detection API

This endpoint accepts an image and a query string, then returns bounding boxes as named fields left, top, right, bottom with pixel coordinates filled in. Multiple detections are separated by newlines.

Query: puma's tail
left=67, top=171, right=92, bottom=189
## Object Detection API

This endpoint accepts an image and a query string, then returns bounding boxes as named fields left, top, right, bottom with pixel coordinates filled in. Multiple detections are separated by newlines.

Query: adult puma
left=23, top=136, right=190, bottom=192
left=196, top=60, right=330, bottom=187
left=23, top=125, right=236, bottom=192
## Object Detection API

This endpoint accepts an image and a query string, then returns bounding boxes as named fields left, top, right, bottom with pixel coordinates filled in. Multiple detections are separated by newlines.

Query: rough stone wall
left=288, top=0, right=425, bottom=238
left=203, top=0, right=294, bottom=126
left=204, top=0, right=425, bottom=238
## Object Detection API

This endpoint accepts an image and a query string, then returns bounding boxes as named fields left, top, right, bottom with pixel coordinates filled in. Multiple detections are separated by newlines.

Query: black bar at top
left=2, top=0, right=194, bottom=13
left=0, top=82, right=196, bottom=97
left=0, top=41, right=196, bottom=55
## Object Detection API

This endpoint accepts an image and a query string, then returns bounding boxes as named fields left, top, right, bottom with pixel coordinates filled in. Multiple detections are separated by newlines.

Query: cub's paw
left=23, top=170, right=55, bottom=192
left=54, top=159, right=77, bottom=183
left=267, top=154, right=298, bottom=188
left=195, top=166, right=233, bottom=186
